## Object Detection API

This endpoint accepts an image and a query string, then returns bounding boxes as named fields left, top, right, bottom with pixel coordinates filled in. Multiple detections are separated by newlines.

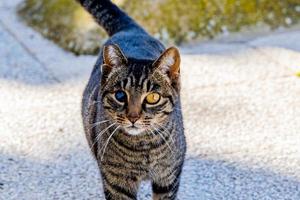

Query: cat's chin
left=124, top=127, right=145, bottom=136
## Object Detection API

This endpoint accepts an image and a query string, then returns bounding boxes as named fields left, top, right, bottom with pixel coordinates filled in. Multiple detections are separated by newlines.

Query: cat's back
left=106, top=29, right=165, bottom=60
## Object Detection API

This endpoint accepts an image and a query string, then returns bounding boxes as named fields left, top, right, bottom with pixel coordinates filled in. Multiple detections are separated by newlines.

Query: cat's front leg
left=101, top=169, right=140, bottom=200
left=152, top=169, right=181, bottom=200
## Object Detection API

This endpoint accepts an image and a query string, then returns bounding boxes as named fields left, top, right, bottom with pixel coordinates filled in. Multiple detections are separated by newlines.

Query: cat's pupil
left=115, top=90, right=126, bottom=102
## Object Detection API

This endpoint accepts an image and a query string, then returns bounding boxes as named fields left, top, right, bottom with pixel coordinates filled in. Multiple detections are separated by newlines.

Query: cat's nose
left=127, top=112, right=140, bottom=124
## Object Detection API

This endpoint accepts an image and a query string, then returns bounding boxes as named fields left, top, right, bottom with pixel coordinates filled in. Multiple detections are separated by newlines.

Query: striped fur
left=79, top=0, right=186, bottom=199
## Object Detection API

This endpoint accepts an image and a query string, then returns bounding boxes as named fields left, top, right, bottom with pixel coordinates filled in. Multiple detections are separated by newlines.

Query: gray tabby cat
left=78, top=0, right=186, bottom=199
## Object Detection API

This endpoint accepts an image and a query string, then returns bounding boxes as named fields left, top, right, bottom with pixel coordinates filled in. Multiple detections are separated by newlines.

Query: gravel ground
left=1, top=1, right=300, bottom=199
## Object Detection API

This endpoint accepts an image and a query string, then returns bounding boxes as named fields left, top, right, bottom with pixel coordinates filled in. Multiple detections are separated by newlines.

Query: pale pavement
left=1, top=1, right=300, bottom=199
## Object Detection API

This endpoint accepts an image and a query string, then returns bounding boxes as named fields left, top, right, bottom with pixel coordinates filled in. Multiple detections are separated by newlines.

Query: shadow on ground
left=1, top=151, right=299, bottom=200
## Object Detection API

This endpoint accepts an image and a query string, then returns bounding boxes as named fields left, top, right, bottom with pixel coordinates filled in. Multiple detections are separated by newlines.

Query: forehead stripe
left=129, top=75, right=134, bottom=86
left=140, top=75, right=147, bottom=89
left=141, top=77, right=148, bottom=90
left=135, top=74, right=140, bottom=86
left=122, top=78, right=128, bottom=89
left=146, top=80, right=151, bottom=92
left=138, top=71, right=144, bottom=85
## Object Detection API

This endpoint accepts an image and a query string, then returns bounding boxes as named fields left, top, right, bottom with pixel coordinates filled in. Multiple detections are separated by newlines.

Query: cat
left=78, top=0, right=186, bottom=199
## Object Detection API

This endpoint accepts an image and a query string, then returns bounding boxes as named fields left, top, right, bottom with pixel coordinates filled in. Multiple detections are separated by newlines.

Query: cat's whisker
left=147, top=128, right=165, bottom=156
left=150, top=126, right=174, bottom=157
left=156, top=129, right=175, bottom=158
left=154, top=122, right=176, bottom=147
left=90, top=120, right=110, bottom=128
left=100, top=125, right=121, bottom=161
left=153, top=124, right=177, bottom=159
left=90, top=122, right=116, bottom=151
left=140, top=123, right=153, bottom=137
left=145, top=128, right=155, bottom=137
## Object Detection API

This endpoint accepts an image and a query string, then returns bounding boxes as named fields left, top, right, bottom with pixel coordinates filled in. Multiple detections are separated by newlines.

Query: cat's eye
left=145, top=92, right=160, bottom=104
left=115, top=90, right=127, bottom=102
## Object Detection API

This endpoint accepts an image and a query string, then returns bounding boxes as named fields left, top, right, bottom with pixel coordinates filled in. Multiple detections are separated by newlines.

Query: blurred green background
left=18, top=0, right=300, bottom=55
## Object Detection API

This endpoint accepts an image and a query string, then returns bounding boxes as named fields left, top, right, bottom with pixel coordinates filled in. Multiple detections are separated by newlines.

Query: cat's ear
left=103, top=44, right=127, bottom=67
left=101, top=44, right=127, bottom=84
left=153, top=47, right=181, bottom=90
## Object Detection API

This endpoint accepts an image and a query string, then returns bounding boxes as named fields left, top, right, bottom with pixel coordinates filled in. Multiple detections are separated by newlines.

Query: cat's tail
left=77, top=0, right=143, bottom=36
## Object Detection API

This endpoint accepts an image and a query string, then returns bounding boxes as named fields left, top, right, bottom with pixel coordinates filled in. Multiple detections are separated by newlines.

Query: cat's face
left=100, top=44, right=181, bottom=135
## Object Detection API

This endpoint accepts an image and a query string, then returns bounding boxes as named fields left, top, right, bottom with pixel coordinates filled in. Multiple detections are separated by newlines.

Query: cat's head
left=100, top=44, right=181, bottom=135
